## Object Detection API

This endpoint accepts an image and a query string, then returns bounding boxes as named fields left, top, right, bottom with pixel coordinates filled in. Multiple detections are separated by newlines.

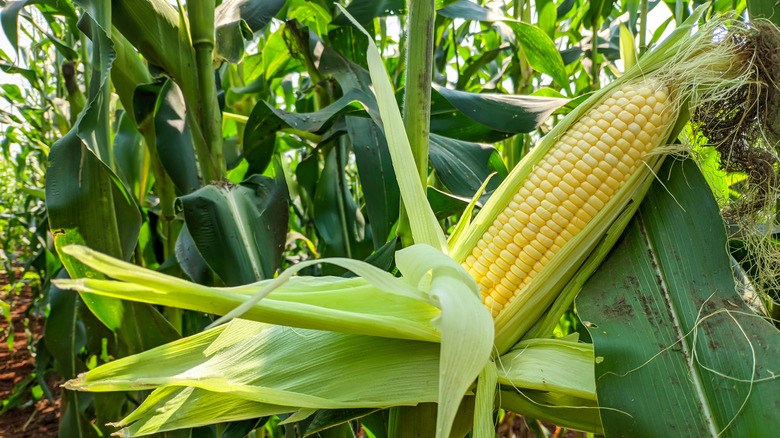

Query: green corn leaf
left=176, top=175, right=288, bottom=286
left=336, top=4, right=447, bottom=253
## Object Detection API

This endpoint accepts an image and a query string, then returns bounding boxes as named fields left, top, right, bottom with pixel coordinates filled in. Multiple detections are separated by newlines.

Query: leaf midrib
left=638, top=213, right=719, bottom=437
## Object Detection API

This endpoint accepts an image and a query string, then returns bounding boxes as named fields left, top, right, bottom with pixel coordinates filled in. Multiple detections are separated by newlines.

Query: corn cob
left=462, top=79, right=673, bottom=317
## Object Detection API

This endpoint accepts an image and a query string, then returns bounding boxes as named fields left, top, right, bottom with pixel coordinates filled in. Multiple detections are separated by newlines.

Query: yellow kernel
left=512, top=260, right=532, bottom=276
left=574, top=160, right=592, bottom=175
left=483, top=247, right=498, bottom=263
left=508, top=216, right=524, bottom=231
left=494, top=284, right=513, bottom=301
left=526, top=195, right=541, bottom=210
left=484, top=297, right=500, bottom=315
left=539, top=225, right=557, bottom=240
left=622, top=130, right=637, bottom=143
left=582, top=154, right=599, bottom=169
left=551, top=187, right=568, bottom=202
left=606, top=127, right=622, bottom=140
left=615, top=138, right=632, bottom=152
left=559, top=173, right=577, bottom=189
left=609, top=167, right=625, bottom=182
left=581, top=181, right=597, bottom=196
left=618, top=110, right=634, bottom=124
left=529, top=213, right=546, bottom=228
left=574, top=187, right=590, bottom=203
left=486, top=271, right=502, bottom=285
left=547, top=172, right=562, bottom=185
left=558, top=180, right=575, bottom=194
left=589, top=145, right=607, bottom=161
left=472, top=261, right=489, bottom=276
left=506, top=242, right=521, bottom=256
left=551, top=212, right=569, bottom=229
left=524, top=245, right=542, bottom=261
left=612, top=118, right=628, bottom=131
left=604, top=153, right=619, bottom=167
left=551, top=148, right=567, bottom=162
left=602, top=111, right=616, bottom=122
left=518, top=251, right=536, bottom=267
left=571, top=169, right=587, bottom=184
left=635, top=114, right=648, bottom=126
left=625, top=103, right=640, bottom=115
left=592, top=167, right=609, bottom=182
left=590, top=196, right=605, bottom=211
left=605, top=176, right=621, bottom=191
left=551, top=165, right=566, bottom=178
left=594, top=189, right=610, bottom=204
left=597, top=160, right=614, bottom=175
left=637, top=131, right=653, bottom=145
left=505, top=269, right=522, bottom=286
left=514, top=209, right=530, bottom=224
left=582, top=203, right=598, bottom=218
left=521, top=227, right=536, bottom=241
left=616, top=97, right=630, bottom=107
left=616, top=161, right=631, bottom=176
left=540, top=180, right=554, bottom=193
left=494, top=257, right=511, bottom=272
left=536, top=205, right=553, bottom=221
left=561, top=200, right=578, bottom=215
left=530, top=239, right=547, bottom=255
left=537, top=232, right=554, bottom=248
left=568, top=191, right=586, bottom=207
left=499, top=249, right=516, bottom=265
left=596, top=119, right=611, bottom=131
left=574, top=210, right=591, bottom=227
left=640, top=105, right=654, bottom=119
left=589, top=125, right=604, bottom=138
left=560, top=159, right=575, bottom=172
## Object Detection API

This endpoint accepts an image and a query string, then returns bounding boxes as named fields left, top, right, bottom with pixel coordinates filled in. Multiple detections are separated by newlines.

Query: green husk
left=449, top=5, right=758, bottom=353
left=55, top=245, right=440, bottom=342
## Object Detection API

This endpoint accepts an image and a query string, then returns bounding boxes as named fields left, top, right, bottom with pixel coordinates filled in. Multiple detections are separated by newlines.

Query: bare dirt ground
left=0, top=267, right=60, bottom=437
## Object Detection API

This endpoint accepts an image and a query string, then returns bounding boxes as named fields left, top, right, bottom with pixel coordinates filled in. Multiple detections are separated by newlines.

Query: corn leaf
left=175, top=174, right=288, bottom=286
left=576, top=158, right=780, bottom=437
left=337, top=4, right=448, bottom=253
left=431, top=84, right=569, bottom=134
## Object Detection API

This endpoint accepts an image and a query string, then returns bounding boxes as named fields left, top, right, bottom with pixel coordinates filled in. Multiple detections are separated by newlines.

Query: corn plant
left=2, top=0, right=780, bottom=437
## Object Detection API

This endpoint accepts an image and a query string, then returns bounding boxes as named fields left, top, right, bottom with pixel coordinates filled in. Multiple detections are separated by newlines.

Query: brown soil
left=0, top=268, right=60, bottom=437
